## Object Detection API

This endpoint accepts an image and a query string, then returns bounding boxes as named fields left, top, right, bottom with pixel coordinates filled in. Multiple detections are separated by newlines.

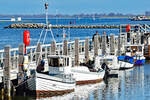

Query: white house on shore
left=11, top=17, right=16, bottom=21
left=17, top=17, right=22, bottom=21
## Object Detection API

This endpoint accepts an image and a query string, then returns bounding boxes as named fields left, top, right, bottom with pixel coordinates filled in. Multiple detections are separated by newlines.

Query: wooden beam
left=75, top=39, right=79, bottom=66
left=63, top=40, right=68, bottom=55
left=36, top=43, right=41, bottom=65
left=94, top=35, right=98, bottom=56
left=51, top=41, right=56, bottom=55
left=18, top=44, right=24, bottom=84
left=4, top=45, right=11, bottom=100
left=85, top=38, right=89, bottom=63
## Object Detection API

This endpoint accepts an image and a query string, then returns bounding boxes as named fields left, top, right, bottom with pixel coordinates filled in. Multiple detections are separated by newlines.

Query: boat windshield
left=48, top=57, right=69, bottom=67
left=99, top=58, right=113, bottom=65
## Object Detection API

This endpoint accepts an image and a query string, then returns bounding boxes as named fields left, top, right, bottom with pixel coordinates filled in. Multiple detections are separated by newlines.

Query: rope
left=36, top=27, right=48, bottom=66
left=15, top=79, right=28, bottom=88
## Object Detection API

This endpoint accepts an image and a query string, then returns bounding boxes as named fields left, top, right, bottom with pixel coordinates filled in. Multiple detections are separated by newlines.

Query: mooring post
left=101, top=33, right=107, bottom=55
left=36, top=43, right=41, bottom=65
left=75, top=39, right=79, bottom=66
left=110, top=34, right=115, bottom=55
left=13, top=51, right=16, bottom=69
left=3, top=45, right=11, bottom=100
left=119, top=25, right=122, bottom=33
left=85, top=38, right=89, bottom=64
left=30, top=48, right=33, bottom=62
left=45, top=47, right=48, bottom=59
left=18, top=44, right=24, bottom=84
left=117, top=34, right=121, bottom=56
left=63, top=40, right=68, bottom=55
left=51, top=41, right=56, bottom=55
left=94, top=35, right=98, bottom=56
left=0, top=53, right=4, bottom=69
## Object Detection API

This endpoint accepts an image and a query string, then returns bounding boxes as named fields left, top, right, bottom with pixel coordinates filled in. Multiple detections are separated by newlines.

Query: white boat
left=95, top=55, right=120, bottom=70
left=94, top=55, right=134, bottom=74
left=27, top=55, right=75, bottom=97
left=119, top=60, right=134, bottom=69
left=17, top=17, right=22, bottom=22
left=71, top=66, right=105, bottom=85
left=125, top=44, right=146, bottom=65
left=11, top=17, right=16, bottom=21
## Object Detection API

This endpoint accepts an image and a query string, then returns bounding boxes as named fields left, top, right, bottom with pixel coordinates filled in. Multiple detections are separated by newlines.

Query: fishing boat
left=133, top=54, right=145, bottom=65
left=95, top=55, right=120, bottom=70
left=27, top=55, right=75, bottom=97
left=95, top=55, right=134, bottom=71
left=70, top=66, right=105, bottom=85
left=130, top=16, right=150, bottom=21
left=118, top=56, right=134, bottom=69
left=125, top=44, right=146, bottom=65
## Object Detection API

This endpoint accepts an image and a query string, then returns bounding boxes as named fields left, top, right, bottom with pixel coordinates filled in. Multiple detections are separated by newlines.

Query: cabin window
left=107, top=59, right=113, bottom=62
left=48, top=58, right=59, bottom=67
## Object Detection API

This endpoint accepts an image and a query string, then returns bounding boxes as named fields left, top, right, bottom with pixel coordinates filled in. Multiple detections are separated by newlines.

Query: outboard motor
left=101, top=63, right=109, bottom=71
left=101, top=63, right=110, bottom=81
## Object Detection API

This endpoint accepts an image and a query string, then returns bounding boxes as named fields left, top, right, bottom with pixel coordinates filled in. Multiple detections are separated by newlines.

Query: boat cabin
left=48, top=55, right=72, bottom=75
left=124, top=44, right=144, bottom=56
left=48, top=55, right=71, bottom=67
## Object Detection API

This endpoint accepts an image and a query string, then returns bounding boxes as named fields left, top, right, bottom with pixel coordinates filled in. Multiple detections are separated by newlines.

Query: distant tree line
left=0, top=11, right=150, bottom=19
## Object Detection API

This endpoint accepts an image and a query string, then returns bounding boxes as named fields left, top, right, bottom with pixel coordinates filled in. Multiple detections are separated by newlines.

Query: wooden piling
left=117, top=35, right=121, bottom=56
left=119, top=25, right=122, bottom=33
left=51, top=41, right=56, bottom=55
left=3, top=45, right=11, bottom=100
left=85, top=38, right=89, bottom=63
left=13, top=51, right=16, bottom=69
left=101, top=34, right=107, bottom=55
left=29, top=48, right=33, bottom=62
left=110, top=34, right=115, bottom=55
left=63, top=40, right=68, bottom=55
left=94, top=35, right=98, bottom=56
left=36, top=43, right=41, bottom=65
left=18, top=44, right=24, bottom=84
left=45, top=47, right=48, bottom=59
left=0, top=53, right=4, bottom=69
left=75, top=39, right=79, bottom=66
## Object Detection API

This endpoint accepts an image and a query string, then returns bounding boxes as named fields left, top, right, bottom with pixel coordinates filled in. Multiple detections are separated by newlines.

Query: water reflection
left=13, top=63, right=150, bottom=100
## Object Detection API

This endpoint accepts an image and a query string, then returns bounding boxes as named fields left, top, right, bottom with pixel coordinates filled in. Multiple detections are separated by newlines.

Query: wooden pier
left=0, top=24, right=150, bottom=98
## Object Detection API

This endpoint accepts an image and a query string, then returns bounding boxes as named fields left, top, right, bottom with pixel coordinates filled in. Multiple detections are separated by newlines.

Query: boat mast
left=45, top=2, right=49, bottom=27
left=44, top=1, right=56, bottom=43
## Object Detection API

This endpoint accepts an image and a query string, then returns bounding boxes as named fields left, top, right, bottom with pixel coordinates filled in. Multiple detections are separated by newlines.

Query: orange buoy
left=23, top=30, right=30, bottom=46
left=127, top=24, right=131, bottom=32
left=23, top=30, right=30, bottom=54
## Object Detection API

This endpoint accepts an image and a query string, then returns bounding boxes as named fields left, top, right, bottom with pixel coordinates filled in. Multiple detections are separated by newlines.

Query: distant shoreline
left=0, top=16, right=129, bottom=20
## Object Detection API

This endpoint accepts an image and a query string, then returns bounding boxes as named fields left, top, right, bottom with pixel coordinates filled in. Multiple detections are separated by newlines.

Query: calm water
left=1, top=18, right=150, bottom=49
left=12, top=62, right=150, bottom=100
left=1, top=18, right=150, bottom=100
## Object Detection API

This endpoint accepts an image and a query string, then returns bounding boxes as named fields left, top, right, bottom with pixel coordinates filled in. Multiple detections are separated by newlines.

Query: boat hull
left=119, top=61, right=134, bottom=70
left=134, top=59, right=145, bottom=65
left=27, top=73, right=75, bottom=97
left=71, top=67, right=105, bottom=85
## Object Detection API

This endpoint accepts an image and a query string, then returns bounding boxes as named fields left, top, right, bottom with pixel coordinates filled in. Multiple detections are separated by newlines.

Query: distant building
left=17, top=17, right=22, bottom=21
left=11, top=17, right=16, bottom=21
left=145, top=11, right=150, bottom=16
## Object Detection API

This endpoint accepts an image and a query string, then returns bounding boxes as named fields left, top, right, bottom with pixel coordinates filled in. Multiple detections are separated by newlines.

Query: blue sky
left=0, top=0, right=150, bottom=14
